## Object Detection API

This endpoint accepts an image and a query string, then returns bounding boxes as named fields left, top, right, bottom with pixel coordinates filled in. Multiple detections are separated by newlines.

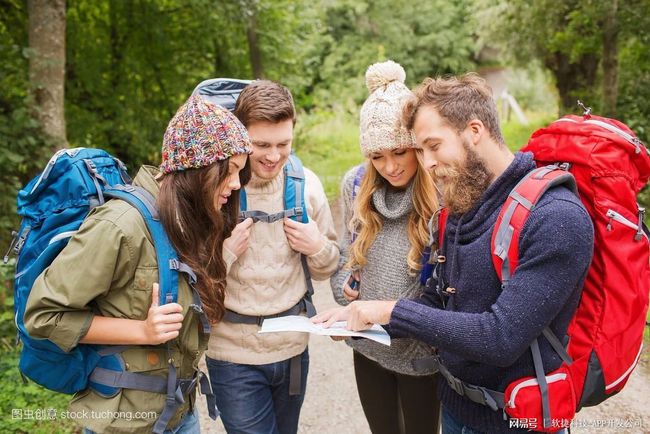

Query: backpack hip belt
left=413, top=355, right=505, bottom=412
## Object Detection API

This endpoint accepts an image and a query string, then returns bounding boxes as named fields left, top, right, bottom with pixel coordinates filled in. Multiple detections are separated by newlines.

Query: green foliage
left=617, top=28, right=650, bottom=144
left=501, top=113, right=556, bottom=152
left=501, top=67, right=558, bottom=115
left=0, top=349, right=76, bottom=434
left=295, top=109, right=363, bottom=199
left=0, top=259, right=16, bottom=342
left=476, top=0, right=650, bottom=143
left=313, top=0, right=476, bottom=109
left=0, top=2, right=54, bottom=246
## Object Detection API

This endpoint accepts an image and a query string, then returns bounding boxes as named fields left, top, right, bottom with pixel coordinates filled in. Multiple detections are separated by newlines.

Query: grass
left=0, top=348, right=76, bottom=433
left=502, top=112, right=556, bottom=152
left=294, top=109, right=363, bottom=200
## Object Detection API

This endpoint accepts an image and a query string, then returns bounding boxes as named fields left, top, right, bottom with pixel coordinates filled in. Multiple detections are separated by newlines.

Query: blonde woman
left=330, top=61, right=441, bottom=434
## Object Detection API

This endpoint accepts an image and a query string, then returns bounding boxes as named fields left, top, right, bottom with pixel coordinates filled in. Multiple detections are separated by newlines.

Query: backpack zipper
left=554, top=118, right=645, bottom=154
left=48, top=230, right=77, bottom=245
left=14, top=230, right=73, bottom=280
left=606, top=209, right=639, bottom=231
left=637, top=206, right=646, bottom=241
left=507, top=373, right=567, bottom=408
left=30, top=148, right=85, bottom=194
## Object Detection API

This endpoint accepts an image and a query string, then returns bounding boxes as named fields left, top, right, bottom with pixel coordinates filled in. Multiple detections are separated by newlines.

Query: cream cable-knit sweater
left=208, top=167, right=339, bottom=364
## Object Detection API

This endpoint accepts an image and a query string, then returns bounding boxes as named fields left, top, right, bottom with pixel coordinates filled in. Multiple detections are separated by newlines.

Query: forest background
left=1, top=1, right=649, bottom=432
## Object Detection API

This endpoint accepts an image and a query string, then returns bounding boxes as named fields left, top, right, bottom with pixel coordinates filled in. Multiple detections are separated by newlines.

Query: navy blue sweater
left=388, top=152, right=594, bottom=433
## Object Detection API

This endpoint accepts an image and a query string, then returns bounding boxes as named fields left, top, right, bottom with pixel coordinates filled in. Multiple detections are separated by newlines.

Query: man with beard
left=313, top=73, right=593, bottom=434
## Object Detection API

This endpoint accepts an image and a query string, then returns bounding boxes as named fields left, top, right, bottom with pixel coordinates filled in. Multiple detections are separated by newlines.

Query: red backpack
left=436, top=112, right=650, bottom=432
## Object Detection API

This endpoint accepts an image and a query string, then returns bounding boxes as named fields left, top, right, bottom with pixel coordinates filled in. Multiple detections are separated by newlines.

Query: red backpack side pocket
left=504, top=363, right=577, bottom=432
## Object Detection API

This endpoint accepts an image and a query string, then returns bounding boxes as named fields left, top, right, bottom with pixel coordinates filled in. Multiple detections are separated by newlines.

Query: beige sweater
left=208, top=167, right=339, bottom=364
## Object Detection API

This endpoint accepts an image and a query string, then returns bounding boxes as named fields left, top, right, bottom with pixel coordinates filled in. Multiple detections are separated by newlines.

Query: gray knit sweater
left=330, top=166, right=436, bottom=376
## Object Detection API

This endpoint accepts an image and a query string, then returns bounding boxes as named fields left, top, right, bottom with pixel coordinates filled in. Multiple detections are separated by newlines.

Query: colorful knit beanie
left=160, top=94, right=252, bottom=174
left=359, top=60, right=415, bottom=157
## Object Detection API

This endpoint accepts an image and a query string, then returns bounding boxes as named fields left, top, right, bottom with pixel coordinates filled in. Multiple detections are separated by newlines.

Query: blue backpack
left=8, top=147, right=217, bottom=433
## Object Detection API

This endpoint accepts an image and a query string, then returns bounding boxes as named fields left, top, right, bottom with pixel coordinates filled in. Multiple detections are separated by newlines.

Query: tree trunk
left=546, top=52, right=599, bottom=116
left=246, top=7, right=264, bottom=78
left=28, top=0, right=67, bottom=148
left=602, top=0, right=619, bottom=117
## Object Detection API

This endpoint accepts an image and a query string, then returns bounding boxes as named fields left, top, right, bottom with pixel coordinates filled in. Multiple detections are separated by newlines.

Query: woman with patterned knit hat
left=330, top=60, right=441, bottom=434
left=24, top=94, right=252, bottom=434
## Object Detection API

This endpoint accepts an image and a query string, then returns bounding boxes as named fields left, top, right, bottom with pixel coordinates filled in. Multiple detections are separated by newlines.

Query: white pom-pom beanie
left=359, top=60, right=415, bottom=156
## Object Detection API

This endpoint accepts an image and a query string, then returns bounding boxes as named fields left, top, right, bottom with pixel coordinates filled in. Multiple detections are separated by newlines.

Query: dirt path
left=195, top=279, right=369, bottom=434
left=196, top=197, right=650, bottom=433
left=196, top=281, right=650, bottom=434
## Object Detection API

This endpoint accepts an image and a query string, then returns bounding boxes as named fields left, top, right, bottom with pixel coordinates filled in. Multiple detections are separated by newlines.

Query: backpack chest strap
left=239, top=208, right=303, bottom=223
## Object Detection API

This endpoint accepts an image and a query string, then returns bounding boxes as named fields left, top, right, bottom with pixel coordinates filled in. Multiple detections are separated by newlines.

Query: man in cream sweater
left=206, top=80, right=339, bottom=434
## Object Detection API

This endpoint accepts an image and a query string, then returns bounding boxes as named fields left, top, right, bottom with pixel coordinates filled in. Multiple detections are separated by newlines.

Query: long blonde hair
left=347, top=155, right=439, bottom=273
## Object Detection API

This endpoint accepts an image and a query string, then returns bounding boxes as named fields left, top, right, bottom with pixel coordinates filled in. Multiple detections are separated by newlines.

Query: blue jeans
left=441, top=406, right=568, bottom=434
left=83, top=407, right=199, bottom=434
left=441, top=407, right=485, bottom=434
left=206, top=349, right=309, bottom=434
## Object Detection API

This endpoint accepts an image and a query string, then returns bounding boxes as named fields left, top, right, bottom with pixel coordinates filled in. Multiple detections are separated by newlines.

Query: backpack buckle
left=636, top=207, right=646, bottom=241
left=3, top=230, right=18, bottom=264
left=577, top=100, right=592, bottom=118
left=13, top=227, right=31, bottom=257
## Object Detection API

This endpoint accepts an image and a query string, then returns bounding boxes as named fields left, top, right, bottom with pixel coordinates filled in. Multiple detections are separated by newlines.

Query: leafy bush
left=0, top=349, right=76, bottom=434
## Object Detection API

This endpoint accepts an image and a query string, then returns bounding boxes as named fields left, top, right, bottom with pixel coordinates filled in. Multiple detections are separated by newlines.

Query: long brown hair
left=157, top=158, right=251, bottom=323
left=347, top=156, right=438, bottom=273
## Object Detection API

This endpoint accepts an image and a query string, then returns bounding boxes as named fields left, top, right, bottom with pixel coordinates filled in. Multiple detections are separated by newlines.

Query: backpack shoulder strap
left=239, top=188, right=248, bottom=212
left=104, top=185, right=186, bottom=306
left=349, top=164, right=367, bottom=243
left=438, top=207, right=449, bottom=249
left=284, top=154, right=308, bottom=223
left=419, top=207, right=448, bottom=286
left=352, top=163, right=366, bottom=202
left=491, top=165, right=577, bottom=284
left=238, top=154, right=308, bottom=223
left=283, top=155, right=316, bottom=316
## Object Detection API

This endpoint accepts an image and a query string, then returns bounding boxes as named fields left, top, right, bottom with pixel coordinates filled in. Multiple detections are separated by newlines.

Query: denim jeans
left=441, top=407, right=486, bottom=434
left=206, top=349, right=309, bottom=434
left=82, top=406, right=199, bottom=434
left=441, top=406, right=568, bottom=434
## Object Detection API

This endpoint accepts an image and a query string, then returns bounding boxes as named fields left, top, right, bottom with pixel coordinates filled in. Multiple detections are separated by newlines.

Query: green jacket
left=24, top=166, right=208, bottom=433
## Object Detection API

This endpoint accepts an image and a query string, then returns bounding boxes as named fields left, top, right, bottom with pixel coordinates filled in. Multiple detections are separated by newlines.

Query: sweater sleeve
left=330, top=167, right=357, bottom=305
left=304, top=168, right=340, bottom=280
left=24, top=216, right=136, bottom=353
left=388, top=197, right=594, bottom=367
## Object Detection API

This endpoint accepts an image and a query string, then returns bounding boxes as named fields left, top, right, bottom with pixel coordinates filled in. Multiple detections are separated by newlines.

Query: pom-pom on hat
left=359, top=60, right=415, bottom=156
left=160, top=94, right=252, bottom=174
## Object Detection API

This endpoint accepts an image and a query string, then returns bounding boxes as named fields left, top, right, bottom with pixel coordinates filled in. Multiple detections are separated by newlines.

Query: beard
left=433, top=140, right=492, bottom=215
